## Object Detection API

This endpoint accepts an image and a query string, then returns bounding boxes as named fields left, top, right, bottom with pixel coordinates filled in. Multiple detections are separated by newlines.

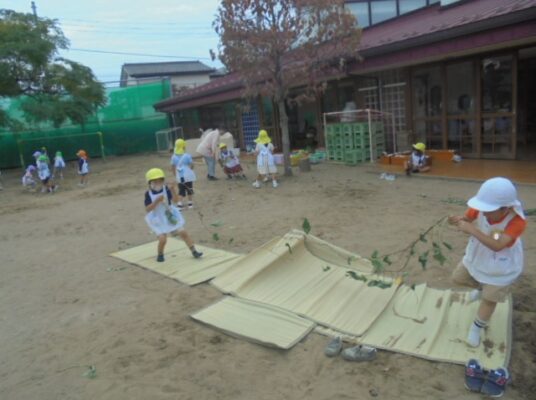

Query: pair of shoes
left=188, top=203, right=193, bottom=209
left=341, top=345, right=377, bottom=362
left=323, top=337, right=377, bottom=362
left=252, top=181, right=261, bottom=189
left=156, top=254, right=165, bottom=262
left=465, top=359, right=509, bottom=397
left=208, top=176, right=218, bottom=181
left=192, top=250, right=203, bottom=258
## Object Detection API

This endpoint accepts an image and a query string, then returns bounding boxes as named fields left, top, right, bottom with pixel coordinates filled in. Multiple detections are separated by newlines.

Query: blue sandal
left=481, top=368, right=508, bottom=398
left=465, top=359, right=485, bottom=392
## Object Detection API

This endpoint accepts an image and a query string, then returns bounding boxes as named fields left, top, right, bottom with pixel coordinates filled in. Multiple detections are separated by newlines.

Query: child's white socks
left=467, top=317, right=487, bottom=347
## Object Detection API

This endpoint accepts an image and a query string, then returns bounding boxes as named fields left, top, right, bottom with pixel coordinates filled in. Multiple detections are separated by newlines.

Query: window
left=400, top=0, right=427, bottom=14
left=371, top=1, right=397, bottom=24
left=346, top=2, right=370, bottom=28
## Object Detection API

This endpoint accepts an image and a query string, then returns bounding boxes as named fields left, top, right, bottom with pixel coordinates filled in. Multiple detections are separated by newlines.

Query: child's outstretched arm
left=454, top=220, right=514, bottom=252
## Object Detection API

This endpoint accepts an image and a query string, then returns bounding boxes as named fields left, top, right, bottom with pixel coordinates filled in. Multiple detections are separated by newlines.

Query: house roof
left=154, top=0, right=536, bottom=112
left=122, top=61, right=215, bottom=78
left=356, top=0, right=536, bottom=56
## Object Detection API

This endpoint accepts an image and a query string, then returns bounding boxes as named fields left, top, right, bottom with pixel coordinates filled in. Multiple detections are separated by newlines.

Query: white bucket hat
left=467, top=177, right=525, bottom=219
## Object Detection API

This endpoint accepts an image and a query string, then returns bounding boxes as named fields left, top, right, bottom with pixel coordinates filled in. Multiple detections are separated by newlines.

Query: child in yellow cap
left=253, top=130, right=278, bottom=188
left=170, top=139, right=196, bottom=209
left=404, top=142, right=430, bottom=175
left=449, top=177, right=526, bottom=348
left=144, top=168, right=202, bottom=262
left=218, top=143, right=246, bottom=180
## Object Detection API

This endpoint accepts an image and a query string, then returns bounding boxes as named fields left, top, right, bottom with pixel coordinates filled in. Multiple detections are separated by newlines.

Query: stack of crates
left=326, top=122, right=384, bottom=165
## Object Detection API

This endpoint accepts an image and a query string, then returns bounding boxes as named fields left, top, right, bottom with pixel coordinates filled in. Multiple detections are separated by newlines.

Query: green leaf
left=302, top=218, right=311, bottom=234
left=432, top=246, right=447, bottom=266
left=442, top=241, right=453, bottom=250
left=210, top=220, right=224, bottom=227
left=83, top=365, right=97, bottom=379
left=371, top=250, right=379, bottom=259
left=212, top=233, right=220, bottom=242
left=419, top=234, right=428, bottom=243
left=418, top=251, right=429, bottom=270
left=367, top=280, right=392, bottom=289
left=346, top=271, right=367, bottom=282
left=285, top=243, right=293, bottom=254
left=371, top=259, right=384, bottom=274
left=410, top=284, right=416, bottom=291
left=409, top=247, right=416, bottom=256
left=382, top=255, right=392, bottom=266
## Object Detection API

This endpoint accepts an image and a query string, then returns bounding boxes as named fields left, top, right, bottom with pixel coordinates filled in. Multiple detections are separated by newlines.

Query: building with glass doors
left=154, top=0, right=536, bottom=160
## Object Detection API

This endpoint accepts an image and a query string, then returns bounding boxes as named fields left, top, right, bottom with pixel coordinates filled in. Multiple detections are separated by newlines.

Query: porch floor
left=377, top=159, right=536, bottom=185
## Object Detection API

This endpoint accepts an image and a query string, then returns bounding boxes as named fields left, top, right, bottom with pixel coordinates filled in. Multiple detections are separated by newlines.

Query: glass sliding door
left=412, top=66, right=442, bottom=149
left=481, top=55, right=515, bottom=158
left=446, top=61, right=477, bottom=156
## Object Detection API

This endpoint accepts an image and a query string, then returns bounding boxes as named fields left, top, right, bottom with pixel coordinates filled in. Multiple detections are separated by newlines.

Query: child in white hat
left=448, top=177, right=526, bottom=347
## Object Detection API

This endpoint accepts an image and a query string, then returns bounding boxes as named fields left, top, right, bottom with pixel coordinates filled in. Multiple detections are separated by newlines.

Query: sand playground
left=1, top=153, right=535, bottom=400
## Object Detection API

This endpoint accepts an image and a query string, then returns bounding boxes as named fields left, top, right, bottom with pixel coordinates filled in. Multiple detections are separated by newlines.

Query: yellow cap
left=145, top=168, right=165, bottom=182
left=254, top=129, right=271, bottom=144
left=174, top=139, right=186, bottom=155
left=413, top=142, right=426, bottom=152
left=219, top=143, right=227, bottom=149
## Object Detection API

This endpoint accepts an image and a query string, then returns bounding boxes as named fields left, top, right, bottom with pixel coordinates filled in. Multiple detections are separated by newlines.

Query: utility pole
left=31, top=1, right=37, bottom=21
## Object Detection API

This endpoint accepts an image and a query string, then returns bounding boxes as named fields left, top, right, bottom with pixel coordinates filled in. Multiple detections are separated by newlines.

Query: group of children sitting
left=22, top=147, right=90, bottom=193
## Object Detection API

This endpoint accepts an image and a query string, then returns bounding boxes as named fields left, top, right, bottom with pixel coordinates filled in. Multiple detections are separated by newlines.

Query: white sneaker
left=252, top=181, right=261, bottom=189
left=272, top=180, right=278, bottom=188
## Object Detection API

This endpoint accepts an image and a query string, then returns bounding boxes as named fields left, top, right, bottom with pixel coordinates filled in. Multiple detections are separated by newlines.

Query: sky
left=3, top=0, right=223, bottom=84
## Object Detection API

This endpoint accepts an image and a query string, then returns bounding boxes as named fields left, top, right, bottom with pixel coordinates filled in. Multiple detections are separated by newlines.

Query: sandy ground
left=1, top=153, right=535, bottom=400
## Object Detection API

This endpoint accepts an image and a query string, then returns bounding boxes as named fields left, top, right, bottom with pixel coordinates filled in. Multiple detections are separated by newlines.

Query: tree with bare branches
left=213, top=0, right=362, bottom=176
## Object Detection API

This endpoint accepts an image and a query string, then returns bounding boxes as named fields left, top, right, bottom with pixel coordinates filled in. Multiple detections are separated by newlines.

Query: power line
left=67, top=48, right=213, bottom=60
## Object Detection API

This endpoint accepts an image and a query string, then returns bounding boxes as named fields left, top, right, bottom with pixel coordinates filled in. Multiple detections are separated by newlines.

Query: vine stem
left=381, top=216, right=448, bottom=273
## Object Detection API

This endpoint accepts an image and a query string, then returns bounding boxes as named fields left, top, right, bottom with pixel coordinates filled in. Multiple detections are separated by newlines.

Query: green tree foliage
left=0, top=9, right=105, bottom=128
left=213, top=0, right=361, bottom=176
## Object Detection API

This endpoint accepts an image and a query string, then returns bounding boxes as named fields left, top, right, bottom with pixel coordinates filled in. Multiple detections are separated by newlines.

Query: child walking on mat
left=448, top=177, right=526, bottom=348
left=144, top=168, right=203, bottom=262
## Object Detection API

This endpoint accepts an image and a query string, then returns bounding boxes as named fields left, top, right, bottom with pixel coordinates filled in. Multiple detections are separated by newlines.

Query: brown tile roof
left=154, top=0, right=536, bottom=112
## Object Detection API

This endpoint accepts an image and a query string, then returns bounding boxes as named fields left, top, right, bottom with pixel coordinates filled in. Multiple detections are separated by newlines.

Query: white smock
left=145, top=187, right=185, bottom=236
left=463, top=211, right=524, bottom=286
left=171, top=154, right=196, bottom=183
left=54, top=156, right=66, bottom=168
left=256, top=143, right=277, bottom=175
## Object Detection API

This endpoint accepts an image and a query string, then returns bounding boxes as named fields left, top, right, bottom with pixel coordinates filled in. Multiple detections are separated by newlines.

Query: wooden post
left=512, top=52, right=518, bottom=160
left=475, top=57, right=482, bottom=157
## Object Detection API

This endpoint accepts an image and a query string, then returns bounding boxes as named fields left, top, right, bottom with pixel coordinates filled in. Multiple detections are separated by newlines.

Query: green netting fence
left=0, top=80, right=171, bottom=169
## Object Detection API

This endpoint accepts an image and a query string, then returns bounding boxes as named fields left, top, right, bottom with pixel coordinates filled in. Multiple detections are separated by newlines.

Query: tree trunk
left=277, top=99, right=293, bottom=176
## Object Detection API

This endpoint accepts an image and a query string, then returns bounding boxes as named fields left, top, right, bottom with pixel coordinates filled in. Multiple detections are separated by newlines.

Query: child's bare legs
left=478, top=299, right=497, bottom=321
left=156, top=234, right=167, bottom=261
